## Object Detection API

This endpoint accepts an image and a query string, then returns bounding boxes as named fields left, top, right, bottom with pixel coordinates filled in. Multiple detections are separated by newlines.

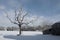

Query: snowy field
left=0, top=31, right=60, bottom=40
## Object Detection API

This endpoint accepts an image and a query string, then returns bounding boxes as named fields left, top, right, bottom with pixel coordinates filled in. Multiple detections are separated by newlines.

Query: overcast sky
left=0, top=0, right=60, bottom=27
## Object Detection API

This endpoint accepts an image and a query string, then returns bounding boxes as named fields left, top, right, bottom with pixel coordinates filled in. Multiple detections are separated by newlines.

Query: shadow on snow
left=3, top=34, right=60, bottom=40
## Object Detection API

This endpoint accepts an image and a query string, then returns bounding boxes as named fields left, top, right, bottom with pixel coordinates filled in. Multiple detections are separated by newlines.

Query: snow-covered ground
left=0, top=31, right=60, bottom=40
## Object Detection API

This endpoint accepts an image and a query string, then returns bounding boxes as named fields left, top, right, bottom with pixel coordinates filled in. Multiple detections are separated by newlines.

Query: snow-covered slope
left=0, top=31, right=60, bottom=40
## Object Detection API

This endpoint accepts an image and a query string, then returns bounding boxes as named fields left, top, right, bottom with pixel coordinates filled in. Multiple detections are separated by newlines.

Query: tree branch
left=16, top=8, right=23, bottom=23
left=21, top=12, right=28, bottom=22
left=14, top=10, right=17, bottom=21
left=4, top=11, right=18, bottom=25
left=22, top=17, right=38, bottom=25
left=22, top=19, right=33, bottom=25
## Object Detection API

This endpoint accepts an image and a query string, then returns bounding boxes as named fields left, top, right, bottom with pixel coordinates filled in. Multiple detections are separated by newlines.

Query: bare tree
left=4, top=8, right=37, bottom=36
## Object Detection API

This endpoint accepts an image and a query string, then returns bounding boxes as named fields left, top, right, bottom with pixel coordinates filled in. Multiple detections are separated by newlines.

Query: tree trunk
left=17, top=24, right=21, bottom=36
left=19, top=26, right=21, bottom=35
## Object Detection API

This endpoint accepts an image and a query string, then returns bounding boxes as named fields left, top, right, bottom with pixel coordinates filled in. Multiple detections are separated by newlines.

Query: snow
left=0, top=31, right=60, bottom=40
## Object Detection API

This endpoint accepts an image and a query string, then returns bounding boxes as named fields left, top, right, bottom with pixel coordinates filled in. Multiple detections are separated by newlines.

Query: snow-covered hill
left=0, top=31, right=60, bottom=40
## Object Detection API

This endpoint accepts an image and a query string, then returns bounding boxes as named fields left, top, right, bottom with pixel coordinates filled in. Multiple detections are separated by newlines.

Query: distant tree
left=43, top=22, right=60, bottom=35
left=4, top=8, right=37, bottom=36
left=36, top=25, right=42, bottom=31
left=7, top=27, right=13, bottom=31
left=51, top=22, right=60, bottom=35
left=0, top=27, right=5, bottom=31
